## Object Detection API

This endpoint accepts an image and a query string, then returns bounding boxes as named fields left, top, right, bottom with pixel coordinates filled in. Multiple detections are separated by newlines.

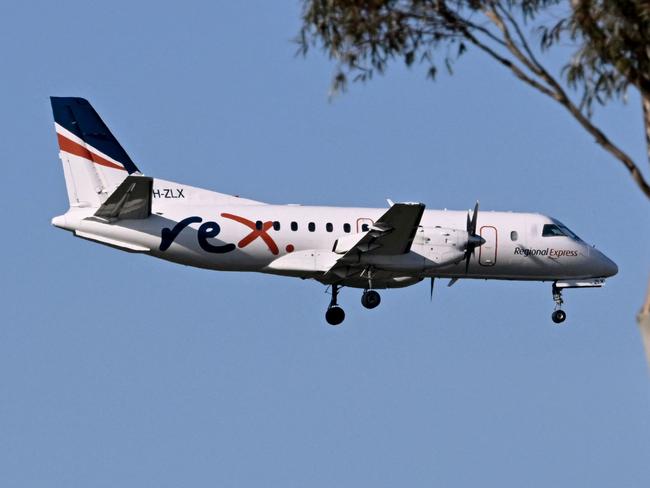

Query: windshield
left=542, top=221, right=582, bottom=241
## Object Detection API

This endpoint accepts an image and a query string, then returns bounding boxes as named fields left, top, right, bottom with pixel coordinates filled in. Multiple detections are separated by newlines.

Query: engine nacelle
left=414, top=226, right=467, bottom=267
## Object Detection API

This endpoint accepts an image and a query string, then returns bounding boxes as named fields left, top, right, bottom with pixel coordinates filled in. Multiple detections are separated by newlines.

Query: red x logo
left=221, top=213, right=279, bottom=255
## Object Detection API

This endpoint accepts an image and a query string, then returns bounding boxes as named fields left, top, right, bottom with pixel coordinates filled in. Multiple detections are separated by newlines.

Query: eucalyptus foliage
left=299, top=0, right=650, bottom=197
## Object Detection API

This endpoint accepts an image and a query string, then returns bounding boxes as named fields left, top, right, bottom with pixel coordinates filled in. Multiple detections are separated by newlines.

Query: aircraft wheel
left=361, top=290, right=381, bottom=309
left=326, top=306, right=345, bottom=326
left=551, top=310, right=567, bottom=324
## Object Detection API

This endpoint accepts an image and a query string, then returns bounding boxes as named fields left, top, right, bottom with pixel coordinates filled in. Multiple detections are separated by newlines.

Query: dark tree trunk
left=638, top=277, right=650, bottom=371
left=639, top=95, right=650, bottom=370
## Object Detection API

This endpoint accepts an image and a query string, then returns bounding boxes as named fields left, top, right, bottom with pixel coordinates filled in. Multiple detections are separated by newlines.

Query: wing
left=91, top=175, right=153, bottom=222
left=324, top=202, right=425, bottom=284
left=337, top=202, right=425, bottom=257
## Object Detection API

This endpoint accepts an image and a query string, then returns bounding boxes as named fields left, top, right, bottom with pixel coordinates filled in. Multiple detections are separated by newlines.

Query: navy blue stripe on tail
left=50, top=97, right=140, bottom=174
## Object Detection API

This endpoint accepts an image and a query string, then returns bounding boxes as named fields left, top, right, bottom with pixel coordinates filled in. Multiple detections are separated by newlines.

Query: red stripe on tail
left=57, top=133, right=126, bottom=171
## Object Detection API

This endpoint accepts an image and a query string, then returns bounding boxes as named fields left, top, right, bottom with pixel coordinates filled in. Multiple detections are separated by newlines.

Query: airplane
left=49, top=97, right=618, bottom=326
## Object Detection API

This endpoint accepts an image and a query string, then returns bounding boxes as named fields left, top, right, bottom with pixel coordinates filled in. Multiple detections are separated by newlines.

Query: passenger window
left=362, top=223, right=369, bottom=232
left=326, top=223, right=333, bottom=232
left=510, top=231, right=518, bottom=241
left=291, top=221, right=298, bottom=231
left=273, top=221, right=280, bottom=231
left=255, top=220, right=263, bottom=231
left=308, top=222, right=315, bottom=232
left=344, top=223, right=351, bottom=233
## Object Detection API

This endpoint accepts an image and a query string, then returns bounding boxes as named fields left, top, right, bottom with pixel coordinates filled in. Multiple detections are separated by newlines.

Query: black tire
left=326, top=306, right=345, bottom=325
left=361, top=290, right=381, bottom=309
left=552, top=310, right=567, bottom=324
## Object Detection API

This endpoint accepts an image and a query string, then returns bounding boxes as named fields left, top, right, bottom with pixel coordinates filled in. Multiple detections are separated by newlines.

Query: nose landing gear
left=552, top=309, right=567, bottom=324
left=551, top=283, right=567, bottom=324
left=325, top=284, right=345, bottom=326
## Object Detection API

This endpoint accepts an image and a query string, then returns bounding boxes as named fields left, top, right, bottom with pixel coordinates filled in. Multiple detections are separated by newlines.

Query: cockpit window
left=542, top=224, right=564, bottom=237
left=558, top=224, right=580, bottom=240
left=542, top=223, right=581, bottom=240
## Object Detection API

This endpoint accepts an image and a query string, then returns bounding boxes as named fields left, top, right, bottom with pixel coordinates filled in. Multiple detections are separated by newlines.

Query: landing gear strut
left=325, top=284, right=345, bottom=326
left=361, top=289, right=381, bottom=309
left=359, top=266, right=381, bottom=310
left=551, top=283, right=567, bottom=324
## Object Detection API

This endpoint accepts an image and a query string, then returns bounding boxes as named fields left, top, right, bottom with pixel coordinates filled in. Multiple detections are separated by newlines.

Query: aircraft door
left=357, top=218, right=374, bottom=233
left=479, top=226, right=497, bottom=266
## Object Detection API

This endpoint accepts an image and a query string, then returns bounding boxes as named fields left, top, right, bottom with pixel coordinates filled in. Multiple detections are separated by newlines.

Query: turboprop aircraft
left=50, top=97, right=618, bottom=325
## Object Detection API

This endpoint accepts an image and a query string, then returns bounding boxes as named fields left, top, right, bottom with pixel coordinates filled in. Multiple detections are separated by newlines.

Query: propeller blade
left=469, top=201, right=479, bottom=235
left=430, top=277, right=435, bottom=302
left=464, top=200, right=481, bottom=273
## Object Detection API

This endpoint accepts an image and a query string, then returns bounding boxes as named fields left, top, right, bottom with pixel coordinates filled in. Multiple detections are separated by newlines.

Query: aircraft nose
left=594, top=250, right=618, bottom=277
left=603, top=256, right=618, bottom=277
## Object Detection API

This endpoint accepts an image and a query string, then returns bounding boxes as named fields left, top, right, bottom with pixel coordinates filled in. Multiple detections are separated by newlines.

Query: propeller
left=464, top=201, right=486, bottom=273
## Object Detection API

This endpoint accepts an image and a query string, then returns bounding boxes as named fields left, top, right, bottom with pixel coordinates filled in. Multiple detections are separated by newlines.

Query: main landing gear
left=551, top=283, right=567, bottom=324
left=324, top=285, right=382, bottom=325
left=361, top=290, right=381, bottom=309
left=359, top=266, right=381, bottom=310
left=325, top=284, right=345, bottom=326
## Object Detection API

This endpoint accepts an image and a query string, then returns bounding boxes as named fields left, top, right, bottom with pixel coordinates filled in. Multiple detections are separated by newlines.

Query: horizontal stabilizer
left=74, top=231, right=150, bottom=253
left=92, top=175, right=153, bottom=222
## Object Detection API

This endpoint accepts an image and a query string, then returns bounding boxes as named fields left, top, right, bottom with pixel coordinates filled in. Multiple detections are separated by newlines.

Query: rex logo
left=159, top=213, right=280, bottom=255
left=220, top=213, right=279, bottom=255
left=159, top=216, right=236, bottom=253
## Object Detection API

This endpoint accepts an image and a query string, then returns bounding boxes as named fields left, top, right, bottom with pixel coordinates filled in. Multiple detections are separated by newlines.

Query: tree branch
left=483, top=5, right=650, bottom=199
left=494, top=4, right=548, bottom=76
left=434, top=2, right=558, bottom=98
left=643, top=95, right=650, bottom=167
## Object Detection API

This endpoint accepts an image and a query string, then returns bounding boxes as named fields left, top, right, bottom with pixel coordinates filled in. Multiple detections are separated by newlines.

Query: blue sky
left=1, top=1, right=649, bottom=487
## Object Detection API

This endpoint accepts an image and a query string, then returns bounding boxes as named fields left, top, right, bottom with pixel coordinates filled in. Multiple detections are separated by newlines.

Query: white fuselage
left=52, top=178, right=618, bottom=289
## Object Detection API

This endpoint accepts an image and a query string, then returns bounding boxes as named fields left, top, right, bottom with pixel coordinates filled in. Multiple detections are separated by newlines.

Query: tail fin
left=51, top=97, right=141, bottom=208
